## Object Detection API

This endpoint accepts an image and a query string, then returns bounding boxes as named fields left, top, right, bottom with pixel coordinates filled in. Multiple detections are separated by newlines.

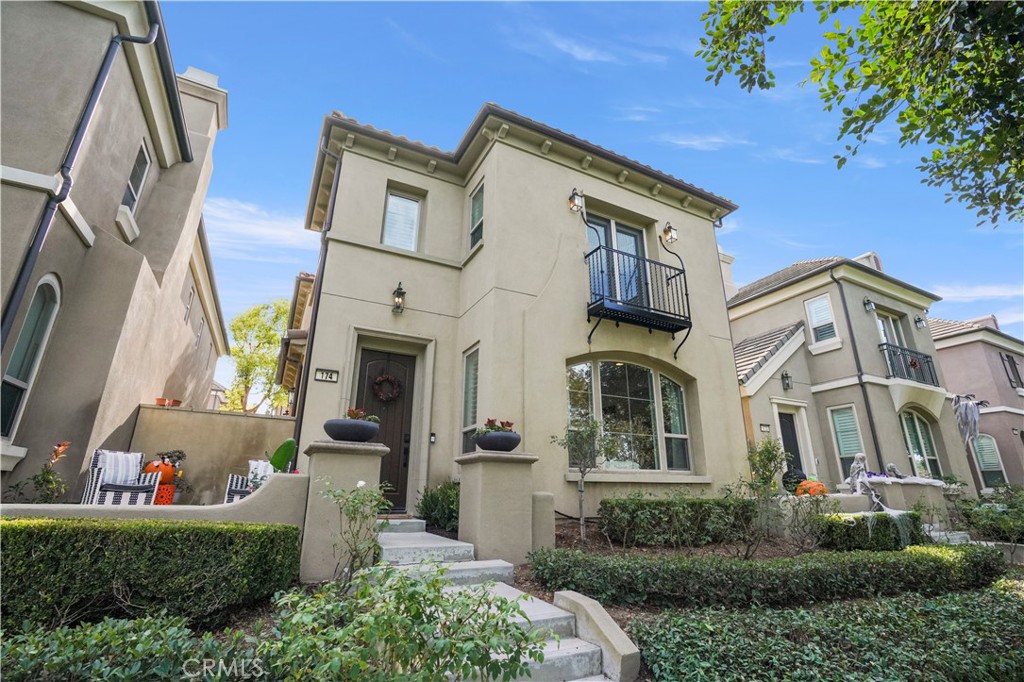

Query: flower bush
left=346, top=407, right=380, bottom=422
left=795, top=479, right=828, bottom=496
left=319, top=478, right=392, bottom=584
left=476, top=417, right=515, bottom=434
left=6, top=440, right=70, bottom=503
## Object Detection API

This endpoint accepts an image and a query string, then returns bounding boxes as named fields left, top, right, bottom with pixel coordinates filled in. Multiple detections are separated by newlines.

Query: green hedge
left=597, top=493, right=757, bottom=547
left=528, top=544, right=1004, bottom=607
left=416, top=480, right=460, bottom=532
left=629, top=578, right=1024, bottom=681
left=959, top=488, right=1024, bottom=543
left=812, top=511, right=926, bottom=551
left=0, top=517, right=300, bottom=630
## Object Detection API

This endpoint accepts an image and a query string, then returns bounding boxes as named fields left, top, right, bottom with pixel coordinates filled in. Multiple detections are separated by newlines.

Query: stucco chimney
left=967, top=314, right=1000, bottom=330
left=852, top=251, right=883, bottom=271
left=719, top=247, right=737, bottom=299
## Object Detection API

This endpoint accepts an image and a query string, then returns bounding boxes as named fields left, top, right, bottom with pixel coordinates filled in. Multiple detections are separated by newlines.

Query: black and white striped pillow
left=96, top=450, right=142, bottom=486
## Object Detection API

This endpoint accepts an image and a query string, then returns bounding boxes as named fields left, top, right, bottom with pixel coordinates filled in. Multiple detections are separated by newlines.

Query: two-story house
left=0, top=1, right=229, bottom=491
left=292, top=104, right=749, bottom=514
left=930, top=315, right=1024, bottom=488
left=725, top=252, right=975, bottom=491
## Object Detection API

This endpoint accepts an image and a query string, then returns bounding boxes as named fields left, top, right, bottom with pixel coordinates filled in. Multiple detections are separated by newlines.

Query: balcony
left=879, top=343, right=938, bottom=386
left=585, top=245, right=691, bottom=334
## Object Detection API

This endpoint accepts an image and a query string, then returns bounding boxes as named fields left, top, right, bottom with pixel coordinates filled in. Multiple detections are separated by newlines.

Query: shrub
left=629, top=579, right=1024, bottom=681
left=416, top=479, right=460, bottom=533
left=597, top=492, right=757, bottom=548
left=812, top=511, right=926, bottom=551
left=0, top=517, right=300, bottom=630
left=959, top=485, right=1024, bottom=544
left=528, top=544, right=1004, bottom=607
left=319, top=478, right=392, bottom=584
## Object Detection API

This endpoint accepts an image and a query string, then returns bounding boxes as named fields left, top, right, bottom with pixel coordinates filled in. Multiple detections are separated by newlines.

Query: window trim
left=1001, top=352, right=1023, bottom=389
left=461, top=346, right=480, bottom=453
left=184, top=286, right=195, bottom=322
left=381, top=189, right=422, bottom=252
left=875, top=310, right=906, bottom=347
left=121, top=143, right=151, bottom=214
left=899, top=409, right=942, bottom=478
left=195, top=317, right=205, bottom=349
left=971, top=433, right=1007, bottom=489
left=469, top=182, right=484, bottom=248
left=827, top=404, right=864, bottom=480
left=804, top=294, right=840, bottom=352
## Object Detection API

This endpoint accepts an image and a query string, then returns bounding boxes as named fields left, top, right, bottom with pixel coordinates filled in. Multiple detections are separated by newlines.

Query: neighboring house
left=930, top=315, right=1024, bottom=488
left=0, top=2, right=229, bottom=490
left=207, top=380, right=228, bottom=411
left=291, top=103, right=749, bottom=513
left=726, top=252, right=976, bottom=492
left=275, top=272, right=316, bottom=418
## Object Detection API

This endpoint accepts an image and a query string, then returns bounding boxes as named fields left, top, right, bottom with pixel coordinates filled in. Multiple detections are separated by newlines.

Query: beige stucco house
left=930, top=315, right=1024, bottom=488
left=726, top=252, right=976, bottom=492
left=1, top=1, right=229, bottom=492
left=291, top=103, right=749, bottom=514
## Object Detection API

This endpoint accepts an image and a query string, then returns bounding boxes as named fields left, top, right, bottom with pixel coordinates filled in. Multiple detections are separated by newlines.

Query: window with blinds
left=382, top=192, right=421, bottom=251
left=462, top=348, right=479, bottom=453
left=470, top=184, right=484, bottom=248
left=900, top=410, right=941, bottom=477
left=1001, top=353, right=1023, bottom=388
left=805, top=295, right=837, bottom=343
left=972, top=434, right=1007, bottom=488
left=829, top=406, right=862, bottom=478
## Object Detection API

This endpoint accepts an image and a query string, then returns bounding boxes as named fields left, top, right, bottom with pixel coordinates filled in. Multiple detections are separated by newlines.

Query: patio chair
left=81, top=449, right=161, bottom=505
left=223, top=459, right=275, bottom=504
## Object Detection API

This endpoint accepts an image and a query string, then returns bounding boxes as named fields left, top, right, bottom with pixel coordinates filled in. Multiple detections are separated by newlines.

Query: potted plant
left=940, top=474, right=967, bottom=501
left=324, top=408, right=381, bottom=442
left=147, top=450, right=187, bottom=505
left=474, top=418, right=521, bottom=452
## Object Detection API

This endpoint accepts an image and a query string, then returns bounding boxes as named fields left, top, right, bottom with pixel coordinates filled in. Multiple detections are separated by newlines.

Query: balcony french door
left=587, top=214, right=648, bottom=307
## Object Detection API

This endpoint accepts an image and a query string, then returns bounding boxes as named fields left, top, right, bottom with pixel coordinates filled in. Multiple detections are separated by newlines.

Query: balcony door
left=876, top=312, right=906, bottom=347
left=586, top=214, right=648, bottom=307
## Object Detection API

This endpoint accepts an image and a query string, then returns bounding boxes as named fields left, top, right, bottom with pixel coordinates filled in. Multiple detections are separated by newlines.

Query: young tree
left=551, top=417, right=615, bottom=540
left=223, top=299, right=289, bottom=414
left=698, top=1, right=1023, bottom=226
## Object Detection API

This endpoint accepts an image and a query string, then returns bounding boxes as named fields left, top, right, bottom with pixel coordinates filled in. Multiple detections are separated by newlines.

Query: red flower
left=484, top=418, right=498, bottom=428
left=500, top=420, right=514, bottom=430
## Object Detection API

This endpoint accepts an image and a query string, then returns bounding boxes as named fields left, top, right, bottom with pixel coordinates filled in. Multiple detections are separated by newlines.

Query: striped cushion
left=95, top=449, right=142, bottom=486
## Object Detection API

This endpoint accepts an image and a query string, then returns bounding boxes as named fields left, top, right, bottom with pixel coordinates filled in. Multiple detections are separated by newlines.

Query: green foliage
left=6, top=441, right=70, bottom=503
left=959, top=485, right=1024, bottom=544
left=0, top=517, right=299, bottom=630
left=223, top=299, right=289, bottom=413
left=319, top=478, right=392, bottom=584
left=528, top=544, right=1004, bottom=608
left=698, top=1, right=1024, bottom=226
left=416, top=480, right=460, bottom=533
left=812, top=511, right=926, bottom=551
left=629, top=577, right=1024, bottom=681
left=551, top=416, right=617, bottom=540
left=747, top=437, right=786, bottom=496
left=268, top=438, right=297, bottom=472
left=598, top=492, right=757, bottom=548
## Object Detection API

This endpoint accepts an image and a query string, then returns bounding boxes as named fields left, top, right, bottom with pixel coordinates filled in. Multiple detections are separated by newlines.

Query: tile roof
left=927, top=317, right=980, bottom=340
left=727, top=258, right=843, bottom=307
left=734, top=322, right=805, bottom=385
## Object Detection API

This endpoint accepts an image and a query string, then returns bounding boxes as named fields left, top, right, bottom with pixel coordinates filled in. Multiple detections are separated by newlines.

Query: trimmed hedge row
left=812, top=511, right=926, bottom=551
left=0, top=517, right=300, bottom=630
left=528, top=544, right=1004, bottom=607
left=598, top=494, right=757, bottom=547
left=629, top=578, right=1024, bottom=681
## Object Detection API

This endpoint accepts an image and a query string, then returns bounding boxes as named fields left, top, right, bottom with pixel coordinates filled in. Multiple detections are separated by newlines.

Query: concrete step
left=568, top=677, right=608, bottom=681
left=393, top=559, right=514, bottom=585
left=379, top=531, right=475, bottom=564
left=378, top=518, right=426, bottom=533
left=928, top=529, right=972, bottom=544
left=491, top=582, right=577, bottom=638
left=517, top=637, right=603, bottom=682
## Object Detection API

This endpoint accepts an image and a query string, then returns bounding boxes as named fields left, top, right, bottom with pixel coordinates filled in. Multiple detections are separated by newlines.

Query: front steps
left=378, top=521, right=612, bottom=681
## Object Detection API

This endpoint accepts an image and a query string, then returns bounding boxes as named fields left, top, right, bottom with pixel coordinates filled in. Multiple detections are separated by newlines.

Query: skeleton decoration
left=885, top=462, right=907, bottom=479
left=952, top=393, right=989, bottom=446
left=846, top=453, right=872, bottom=495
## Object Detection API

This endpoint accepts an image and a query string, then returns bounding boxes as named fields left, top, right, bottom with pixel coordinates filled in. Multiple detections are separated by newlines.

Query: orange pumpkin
left=144, top=460, right=176, bottom=485
left=796, top=480, right=829, bottom=496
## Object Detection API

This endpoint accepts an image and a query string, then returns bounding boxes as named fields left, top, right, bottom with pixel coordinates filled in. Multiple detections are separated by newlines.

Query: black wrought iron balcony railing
left=879, top=343, right=939, bottom=386
left=585, top=245, right=691, bottom=334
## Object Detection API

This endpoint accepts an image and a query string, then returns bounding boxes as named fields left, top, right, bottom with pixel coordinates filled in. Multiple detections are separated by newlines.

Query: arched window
left=565, top=360, right=690, bottom=471
left=972, top=434, right=1007, bottom=488
left=899, top=409, right=941, bottom=478
left=1, top=277, right=60, bottom=438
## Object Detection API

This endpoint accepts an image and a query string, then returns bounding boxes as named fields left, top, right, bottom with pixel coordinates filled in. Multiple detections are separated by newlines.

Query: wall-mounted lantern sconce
left=661, top=222, right=678, bottom=244
left=392, top=282, right=406, bottom=314
left=863, top=296, right=876, bottom=313
left=781, top=371, right=793, bottom=391
left=759, top=424, right=771, bottom=433
left=1012, top=427, right=1021, bottom=437
left=914, top=315, right=927, bottom=330
left=568, top=188, right=584, bottom=213
left=429, top=432, right=437, bottom=444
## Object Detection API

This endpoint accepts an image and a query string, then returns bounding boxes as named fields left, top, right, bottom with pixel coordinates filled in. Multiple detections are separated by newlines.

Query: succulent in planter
left=474, top=418, right=521, bottom=452
left=324, top=407, right=381, bottom=442
left=346, top=407, right=380, bottom=423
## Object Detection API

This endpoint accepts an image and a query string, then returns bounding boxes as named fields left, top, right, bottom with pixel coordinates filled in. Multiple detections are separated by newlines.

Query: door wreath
left=373, top=374, right=402, bottom=402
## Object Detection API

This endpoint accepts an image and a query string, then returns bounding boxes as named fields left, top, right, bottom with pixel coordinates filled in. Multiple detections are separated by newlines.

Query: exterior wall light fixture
left=661, top=222, right=678, bottom=244
left=568, top=188, right=584, bottom=213
left=914, top=315, right=927, bottom=329
left=392, top=282, right=406, bottom=314
left=781, top=370, right=793, bottom=390
left=863, top=296, right=876, bottom=312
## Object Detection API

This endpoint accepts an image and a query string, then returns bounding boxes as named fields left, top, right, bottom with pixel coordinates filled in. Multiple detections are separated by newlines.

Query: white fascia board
left=743, top=328, right=807, bottom=396
left=832, top=264, right=938, bottom=310
left=979, top=406, right=1024, bottom=417
left=933, top=330, right=1024, bottom=355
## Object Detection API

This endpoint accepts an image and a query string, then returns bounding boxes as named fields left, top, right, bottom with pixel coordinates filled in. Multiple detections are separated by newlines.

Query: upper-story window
left=804, top=295, right=837, bottom=343
left=1001, top=352, right=1023, bottom=389
left=469, top=184, right=484, bottom=248
left=121, top=144, right=150, bottom=213
left=1, top=276, right=60, bottom=438
left=876, top=311, right=906, bottom=347
left=586, top=214, right=648, bottom=306
left=382, top=190, right=421, bottom=251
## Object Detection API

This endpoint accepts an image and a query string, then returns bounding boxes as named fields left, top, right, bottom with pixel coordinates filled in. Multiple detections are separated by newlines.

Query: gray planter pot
left=474, top=431, right=521, bottom=452
left=324, top=418, right=380, bottom=442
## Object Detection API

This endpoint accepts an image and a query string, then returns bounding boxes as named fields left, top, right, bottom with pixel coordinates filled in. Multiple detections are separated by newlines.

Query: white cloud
left=203, top=197, right=320, bottom=260
left=767, top=147, right=825, bottom=165
left=508, top=27, right=667, bottom=65
left=613, top=105, right=661, bottom=122
left=993, top=306, right=1024, bottom=326
left=658, top=133, right=752, bottom=151
left=541, top=31, right=619, bottom=63
left=930, top=284, right=1024, bottom=303
left=718, top=216, right=740, bottom=236
left=385, top=19, right=447, bottom=63
left=853, top=154, right=887, bottom=169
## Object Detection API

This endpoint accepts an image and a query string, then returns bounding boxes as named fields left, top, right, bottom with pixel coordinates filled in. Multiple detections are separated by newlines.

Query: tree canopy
left=697, top=1, right=1023, bottom=225
left=223, top=299, right=289, bottom=414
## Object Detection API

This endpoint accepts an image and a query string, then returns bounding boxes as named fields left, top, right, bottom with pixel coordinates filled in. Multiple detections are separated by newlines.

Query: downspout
left=1, top=20, right=161, bottom=349
left=829, top=268, right=884, bottom=471
left=290, top=139, right=342, bottom=470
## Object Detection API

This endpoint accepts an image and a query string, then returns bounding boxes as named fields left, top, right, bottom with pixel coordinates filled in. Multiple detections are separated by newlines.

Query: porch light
left=863, top=296, right=876, bottom=312
left=392, top=282, right=406, bottom=313
left=661, top=222, right=678, bottom=244
left=781, top=371, right=793, bottom=391
left=568, top=188, right=584, bottom=213
left=914, top=315, right=927, bottom=329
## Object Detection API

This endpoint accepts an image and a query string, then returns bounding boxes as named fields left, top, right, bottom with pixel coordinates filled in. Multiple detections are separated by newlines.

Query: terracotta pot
left=155, top=398, right=168, bottom=406
left=474, top=431, right=522, bottom=452
left=323, top=418, right=380, bottom=442
left=168, top=399, right=181, bottom=407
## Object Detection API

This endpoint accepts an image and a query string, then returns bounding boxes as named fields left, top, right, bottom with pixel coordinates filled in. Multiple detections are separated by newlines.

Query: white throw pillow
left=248, top=459, right=275, bottom=482
left=95, top=450, right=142, bottom=486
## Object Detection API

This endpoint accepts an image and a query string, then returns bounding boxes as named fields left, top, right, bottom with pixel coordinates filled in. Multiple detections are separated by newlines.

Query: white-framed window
left=469, top=183, right=484, bottom=248
left=875, top=311, right=906, bottom=347
left=121, top=144, right=151, bottom=213
left=971, top=434, right=1007, bottom=488
left=565, top=360, right=690, bottom=471
left=828, top=404, right=863, bottom=479
left=184, top=286, right=195, bottom=322
left=195, top=317, right=205, bottom=349
left=1001, top=352, right=1023, bottom=389
left=461, top=347, right=479, bottom=453
left=586, top=213, right=649, bottom=307
left=382, top=191, right=421, bottom=251
left=805, top=295, right=837, bottom=343
left=899, top=409, right=941, bottom=478
left=1, top=276, right=60, bottom=438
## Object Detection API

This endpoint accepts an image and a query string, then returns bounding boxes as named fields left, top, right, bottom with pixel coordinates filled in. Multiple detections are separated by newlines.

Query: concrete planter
left=323, top=419, right=379, bottom=442
left=474, top=431, right=521, bottom=452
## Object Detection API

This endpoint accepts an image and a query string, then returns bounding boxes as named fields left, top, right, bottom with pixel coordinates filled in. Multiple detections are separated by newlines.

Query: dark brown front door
left=779, top=412, right=804, bottom=473
left=355, top=349, right=415, bottom=511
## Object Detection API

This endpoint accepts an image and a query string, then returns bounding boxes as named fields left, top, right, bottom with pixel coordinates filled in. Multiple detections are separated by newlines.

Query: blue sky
left=159, top=2, right=1023, bottom=386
